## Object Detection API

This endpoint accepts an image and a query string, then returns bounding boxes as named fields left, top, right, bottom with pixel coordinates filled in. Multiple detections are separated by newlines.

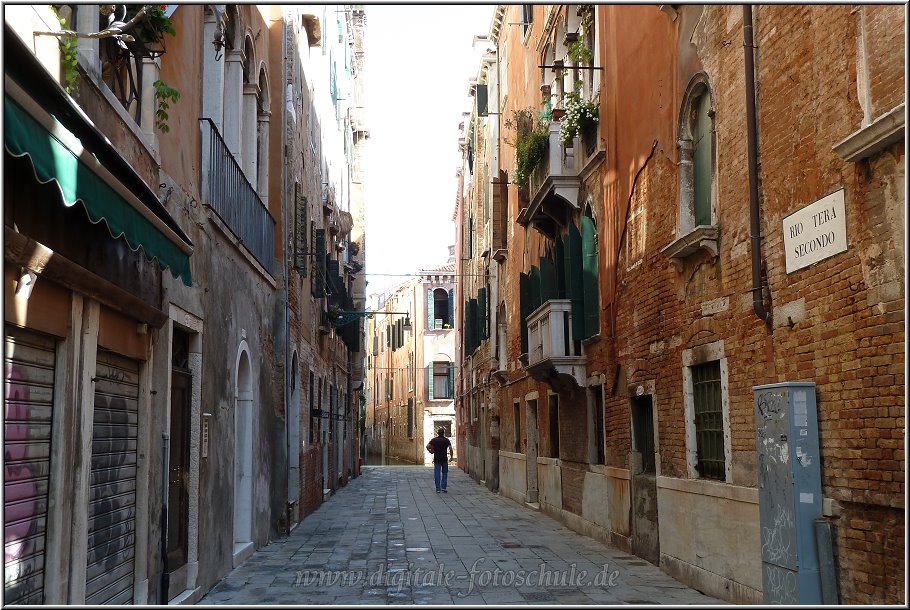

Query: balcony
left=200, top=119, right=275, bottom=276
left=526, top=299, right=586, bottom=392
left=517, top=122, right=581, bottom=238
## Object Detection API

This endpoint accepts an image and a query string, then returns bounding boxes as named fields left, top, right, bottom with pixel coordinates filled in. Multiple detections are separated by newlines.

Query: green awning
left=4, top=95, right=192, bottom=286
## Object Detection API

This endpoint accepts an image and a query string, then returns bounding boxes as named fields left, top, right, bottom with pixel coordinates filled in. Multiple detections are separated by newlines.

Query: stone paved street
left=198, top=466, right=726, bottom=605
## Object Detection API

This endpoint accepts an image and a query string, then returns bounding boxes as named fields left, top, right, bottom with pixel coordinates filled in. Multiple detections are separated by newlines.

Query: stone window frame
left=661, top=71, right=720, bottom=271
left=682, top=340, right=733, bottom=483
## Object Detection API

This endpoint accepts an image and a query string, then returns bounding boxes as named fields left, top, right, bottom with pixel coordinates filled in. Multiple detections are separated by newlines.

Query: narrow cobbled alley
left=199, top=467, right=725, bottom=605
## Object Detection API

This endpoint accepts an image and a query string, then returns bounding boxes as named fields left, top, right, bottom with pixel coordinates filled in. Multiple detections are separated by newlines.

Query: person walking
left=426, top=428, right=453, bottom=493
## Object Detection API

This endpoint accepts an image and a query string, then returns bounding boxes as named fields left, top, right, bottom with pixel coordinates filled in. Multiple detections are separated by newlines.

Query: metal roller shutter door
left=85, top=350, right=139, bottom=605
left=3, top=327, right=56, bottom=605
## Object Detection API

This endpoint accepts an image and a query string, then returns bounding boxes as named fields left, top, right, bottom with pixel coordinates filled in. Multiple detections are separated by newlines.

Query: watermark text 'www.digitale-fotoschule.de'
left=295, top=558, right=621, bottom=596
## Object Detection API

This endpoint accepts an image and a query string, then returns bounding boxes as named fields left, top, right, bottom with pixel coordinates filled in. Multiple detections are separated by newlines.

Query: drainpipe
left=282, top=14, right=292, bottom=529
left=744, top=5, right=772, bottom=324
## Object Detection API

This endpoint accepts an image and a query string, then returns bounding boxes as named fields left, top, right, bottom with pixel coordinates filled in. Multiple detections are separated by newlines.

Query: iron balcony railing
left=200, top=118, right=275, bottom=276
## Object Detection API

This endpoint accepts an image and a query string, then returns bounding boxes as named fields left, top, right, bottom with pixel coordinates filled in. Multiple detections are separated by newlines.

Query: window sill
left=833, top=103, right=904, bottom=162
left=660, top=225, right=719, bottom=272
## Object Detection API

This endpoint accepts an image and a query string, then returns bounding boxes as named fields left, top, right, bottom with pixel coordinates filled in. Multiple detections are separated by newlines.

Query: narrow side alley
left=199, top=467, right=724, bottom=605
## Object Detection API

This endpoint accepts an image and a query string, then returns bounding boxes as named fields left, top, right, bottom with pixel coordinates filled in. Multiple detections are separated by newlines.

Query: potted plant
left=504, top=107, right=550, bottom=189
left=559, top=85, right=598, bottom=148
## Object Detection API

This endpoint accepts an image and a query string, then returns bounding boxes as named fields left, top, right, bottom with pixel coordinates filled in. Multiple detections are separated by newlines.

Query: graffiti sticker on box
left=782, top=189, right=848, bottom=273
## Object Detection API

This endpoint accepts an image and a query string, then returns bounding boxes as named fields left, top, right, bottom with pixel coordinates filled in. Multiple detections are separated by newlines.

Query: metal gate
left=85, top=350, right=139, bottom=604
left=4, top=327, right=56, bottom=604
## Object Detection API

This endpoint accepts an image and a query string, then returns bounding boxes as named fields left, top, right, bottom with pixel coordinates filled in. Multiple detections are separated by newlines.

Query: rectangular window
left=521, top=5, right=533, bottom=38
left=548, top=394, right=560, bottom=458
left=692, top=361, right=724, bottom=479
left=591, top=385, right=605, bottom=465
left=693, top=92, right=713, bottom=227
left=407, top=399, right=414, bottom=438
left=632, top=395, right=655, bottom=473
left=309, top=371, right=315, bottom=443
left=432, top=361, right=451, bottom=399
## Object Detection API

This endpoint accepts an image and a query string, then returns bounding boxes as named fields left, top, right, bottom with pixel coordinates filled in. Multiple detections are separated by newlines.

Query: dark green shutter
left=519, top=272, right=530, bottom=354
left=476, top=84, right=488, bottom=117
left=294, top=188, right=308, bottom=275
left=427, top=288, right=435, bottom=329
left=478, top=287, right=487, bottom=340
left=447, top=289, right=454, bottom=327
left=540, top=257, right=557, bottom=302
left=565, top=225, right=585, bottom=340
left=425, top=365, right=432, bottom=400
left=530, top=265, right=542, bottom=315
left=555, top=237, right=566, bottom=297
left=313, top=229, right=326, bottom=297
left=447, top=363, right=455, bottom=397
left=581, top=215, right=600, bottom=338
left=693, top=92, right=712, bottom=227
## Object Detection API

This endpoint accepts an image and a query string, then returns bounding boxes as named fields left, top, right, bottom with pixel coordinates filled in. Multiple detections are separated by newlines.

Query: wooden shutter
left=529, top=266, right=542, bottom=314
left=519, top=272, right=530, bottom=354
left=425, top=365, right=433, bottom=400
left=476, top=84, right=488, bottom=117
left=86, top=350, right=140, bottom=605
left=693, top=92, right=712, bottom=227
left=426, top=288, right=434, bottom=329
left=447, top=363, right=455, bottom=398
left=313, top=229, right=326, bottom=297
left=581, top=215, right=600, bottom=338
left=540, top=257, right=557, bottom=303
left=4, top=327, right=56, bottom=604
left=447, top=289, right=454, bottom=327
left=477, top=287, right=487, bottom=341
left=565, top=225, right=585, bottom=341
left=294, top=187, right=308, bottom=275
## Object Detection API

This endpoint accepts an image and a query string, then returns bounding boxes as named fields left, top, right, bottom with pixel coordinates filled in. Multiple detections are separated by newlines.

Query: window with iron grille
left=591, top=385, right=605, bottom=465
left=692, top=361, right=724, bottom=479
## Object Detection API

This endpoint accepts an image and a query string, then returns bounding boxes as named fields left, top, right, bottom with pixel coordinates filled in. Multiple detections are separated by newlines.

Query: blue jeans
left=434, top=461, right=448, bottom=490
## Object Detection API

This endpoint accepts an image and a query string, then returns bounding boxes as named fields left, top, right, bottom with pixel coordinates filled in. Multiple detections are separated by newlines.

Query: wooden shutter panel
left=447, top=363, right=455, bottom=397
left=447, top=289, right=454, bottom=327
left=519, top=272, right=530, bottom=354
left=427, top=288, right=434, bottom=329
left=425, top=364, right=433, bottom=400
left=529, top=266, right=541, bottom=314
left=540, top=257, right=557, bottom=302
left=581, top=215, right=600, bottom=338
left=565, top=225, right=585, bottom=341
left=476, top=84, right=488, bottom=117
left=477, top=287, right=487, bottom=341
left=313, top=229, right=326, bottom=297
left=294, top=187, right=308, bottom=275
left=693, top=92, right=712, bottom=227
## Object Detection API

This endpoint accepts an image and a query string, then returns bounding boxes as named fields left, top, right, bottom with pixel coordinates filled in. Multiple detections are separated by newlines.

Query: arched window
left=678, top=72, right=715, bottom=233
left=427, top=287, right=453, bottom=329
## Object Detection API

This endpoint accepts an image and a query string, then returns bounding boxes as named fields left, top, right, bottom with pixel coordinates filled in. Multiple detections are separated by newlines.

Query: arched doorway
left=233, top=344, right=253, bottom=558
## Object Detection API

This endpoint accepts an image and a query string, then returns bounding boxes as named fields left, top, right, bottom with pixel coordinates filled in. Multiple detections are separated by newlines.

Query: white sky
left=362, top=4, right=495, bottom=296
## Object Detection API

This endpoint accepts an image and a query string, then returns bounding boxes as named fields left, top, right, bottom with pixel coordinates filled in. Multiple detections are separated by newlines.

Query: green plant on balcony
left=504, top=107, right=550, bottom=188
left=559, top=84, right=598, bottom=147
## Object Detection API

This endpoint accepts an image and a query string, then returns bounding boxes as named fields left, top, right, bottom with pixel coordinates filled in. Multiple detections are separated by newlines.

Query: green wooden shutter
left=540, top=257, right=557, bottom=302
left=581, top=215, right=600, bottom=338
left=693, top=92, right=712, bottom=227
left=519, top=272, right=530, bottom=354
left=427, top=288, right=435, bottom=329
left=313, top=229, right=326, bottom=297
left=447, top=289, right=454, bottom=327
left=530, top=265, right=542, bottom=314
left=294, top=189, right=308, bottom=275
left=555, top=237, right=566, bottom=297
left=565, top=224, right=585, bottom=341
left=426, top=364, right=433, bottom=400
left=478, top=287, right=487, bottom=340
left=476, top=84, right=488, bottom=117
left=447, top=363, right=455, bottom=397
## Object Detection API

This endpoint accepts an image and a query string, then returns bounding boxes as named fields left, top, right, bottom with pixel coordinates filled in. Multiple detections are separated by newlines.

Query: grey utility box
left=754, top=382, right=823, bottom=604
